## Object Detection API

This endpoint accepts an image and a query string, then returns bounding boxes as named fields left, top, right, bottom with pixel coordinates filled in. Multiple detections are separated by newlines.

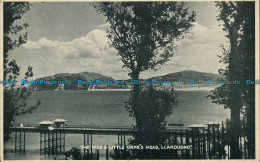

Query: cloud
left=140, top=22, right=228, bottom=79
left=20, top=22, right=228, bottom=80
left=23, top=29, right=116, bottom=59
left=21, top=29, right=129, bottom=79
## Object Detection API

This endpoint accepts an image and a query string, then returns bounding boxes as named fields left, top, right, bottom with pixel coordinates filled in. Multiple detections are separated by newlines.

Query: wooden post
left=212, top=124, right=215, bottom=159
left=15, top=132, right=17, bottom=153
left=59, top=132, right=62, bottom=154
left=168, top=137, right=173, bottom=157
left=40, top=133, right=42, bottom=155
left=124, top=134, right=127, bottom=158
left=121, top=134, right=123, bottom=147
left=44, top=133, right=47, bottom=154
left=217, top=125, right=220, bottom=159
left=55, top=133, right=58, bottom=154
left=87, top=134, right=89, bottom=156
left=192, top=129, right=195, bottom=158
left=227, top=121, right=230, bottom=159
left=208, top=125, right=211, bottom=159
left=63, top=133, right=65, bottom=154
left=19, top=132, right=21, bottom=154
left=174, top=135, right=178, bottom=158
left=52, top=133, right=54, bottom=155
left=186, top=131, right=190, bottom=159
left=97, top=149, right=99, bottom=160
left=203, top=127, right=206, bottom=159
left=48, top=133, right=50, bottom=155
left=90, top=133, right=93, bottom=157
left=118, top=134, right=120, bottom=146
left=124, top=134, right=126, bottom=148
left=24, top=132, right=25, bottom=154
left=106, top=145, right=109, bottom=160
left=180, top=133, right=183, bottom=158
left=197, top=129, right=201, bottom=158
left=222, top=122, right=225, bottom=159
left=84, top=133, right=86, bottom=157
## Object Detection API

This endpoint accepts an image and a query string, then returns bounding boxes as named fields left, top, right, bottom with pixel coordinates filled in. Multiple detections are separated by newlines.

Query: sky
left=9, top=2, right=228, bottom=80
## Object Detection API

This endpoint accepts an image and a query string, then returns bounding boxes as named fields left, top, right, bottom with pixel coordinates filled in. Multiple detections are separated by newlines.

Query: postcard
left=0, top=0, right=259, bottom=161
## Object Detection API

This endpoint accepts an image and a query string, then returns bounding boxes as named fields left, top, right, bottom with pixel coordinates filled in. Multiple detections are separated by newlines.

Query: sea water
left=4, top=90, right=230, bottom=160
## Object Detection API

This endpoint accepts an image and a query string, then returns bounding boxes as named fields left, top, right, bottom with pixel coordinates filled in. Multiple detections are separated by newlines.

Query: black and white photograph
left=1, top=0, right=259, bottom=160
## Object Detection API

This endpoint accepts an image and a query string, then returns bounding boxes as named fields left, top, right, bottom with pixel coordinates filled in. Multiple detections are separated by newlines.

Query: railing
left=11, top=118, right=252, bottom=159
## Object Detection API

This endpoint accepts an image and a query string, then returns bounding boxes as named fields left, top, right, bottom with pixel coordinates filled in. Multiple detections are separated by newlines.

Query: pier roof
left=53, top=119, right=67, bottom=122
left=206, top=121, right=220, bottom=125
left=188, top=124, right=205, bottom=128
left=38, top=121, right=54, bottom=125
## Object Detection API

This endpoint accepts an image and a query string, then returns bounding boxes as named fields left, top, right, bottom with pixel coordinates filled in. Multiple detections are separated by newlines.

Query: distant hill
left=30, top=72, right=114, bottom=90
left=30, top=70, right=225, bottom=90
left=148, top=70, right=225, bottom=84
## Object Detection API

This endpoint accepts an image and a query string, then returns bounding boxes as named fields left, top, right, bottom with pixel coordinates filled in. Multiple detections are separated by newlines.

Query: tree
left=238, top=3, right=255, bottom=158
left=125, top=85, right=177, bottom=159
left=4, top=2, right=30, bottom=79
left=65, top=147, right=82, bottom=160
left=93, top=1, right=195, bottom=130
left=210, top=2, right=255, bottom=158
left=4, top=2, right=40, bottom=142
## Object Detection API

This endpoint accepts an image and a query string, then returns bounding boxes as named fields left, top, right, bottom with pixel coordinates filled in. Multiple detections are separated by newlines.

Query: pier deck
left=10, top=124, right=188, bottom=156
left=10, top=124, right=187, bottom=135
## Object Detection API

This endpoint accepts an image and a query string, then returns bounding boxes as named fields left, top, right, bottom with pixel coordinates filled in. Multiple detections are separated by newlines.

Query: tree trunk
left=244, top=6, right=255, bottom=157
left=229, top=26, right=241, bottom=159
left=229, top=87, right=241, bottom=159
left=246, top=85, right=255, bottom=158
left=132, top=70, right=141, bottom=128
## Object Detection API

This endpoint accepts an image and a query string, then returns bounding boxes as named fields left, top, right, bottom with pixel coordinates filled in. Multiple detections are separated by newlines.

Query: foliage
left=209, top=2, right=255, bottom=158
left=93, top=2, right=195, bottom=78
left=124, top=85, right=177, bottom=159
left=4, top=2, right=30, bottom=79
left=93, top=3, right=192, bottom=158
left=3, top=2, right=41, bottom=142
left=210, top=2, right=254, bottom=109
left=126, top=85, right=177, bottom=132
left=65, top=147, right=81, bottom=160
left=110, top=148, right=136, bottom=160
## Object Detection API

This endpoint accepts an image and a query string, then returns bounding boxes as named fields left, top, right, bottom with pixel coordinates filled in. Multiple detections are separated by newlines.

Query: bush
left=65, top=147, right=81, bottom=160
left=125, top=85, right=178, bottom=159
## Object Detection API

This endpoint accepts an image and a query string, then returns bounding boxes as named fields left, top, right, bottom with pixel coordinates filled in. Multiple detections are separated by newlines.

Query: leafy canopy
left=3, top=2, right=40, bottom=142
left=93, top=2, right=195, bottom=77
left=4, top=2, right=31, bottom=80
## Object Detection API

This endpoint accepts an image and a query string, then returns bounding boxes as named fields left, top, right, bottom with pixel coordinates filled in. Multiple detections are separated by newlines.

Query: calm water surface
left=4, top=90, right=230, bottom=160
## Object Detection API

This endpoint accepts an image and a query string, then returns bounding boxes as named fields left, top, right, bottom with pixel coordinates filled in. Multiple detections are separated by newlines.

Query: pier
left=9, top=118, right=250, bottom=159
left=10, top=122, right=186, bottom=157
